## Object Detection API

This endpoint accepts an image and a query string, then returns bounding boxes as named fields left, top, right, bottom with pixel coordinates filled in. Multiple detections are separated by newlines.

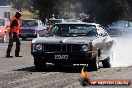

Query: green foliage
left=32, top=0, right=132, bottom=25
left=0, top=0, right=12, bottom=6
left=6, top=0, right=32, bottom=10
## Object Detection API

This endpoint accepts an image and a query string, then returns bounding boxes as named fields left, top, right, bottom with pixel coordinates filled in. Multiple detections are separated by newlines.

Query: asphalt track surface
left=0, top=38, right=132, bottom=88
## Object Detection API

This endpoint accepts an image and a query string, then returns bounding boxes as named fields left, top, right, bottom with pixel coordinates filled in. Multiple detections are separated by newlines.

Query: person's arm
left=10, top=19, right=18, bottom=32
left=9, top=19, right=18, bottom=38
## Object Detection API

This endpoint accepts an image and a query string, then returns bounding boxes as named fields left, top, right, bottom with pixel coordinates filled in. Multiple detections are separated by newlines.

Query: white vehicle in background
left=19, top=19, right=47, bottom=40
left=64, top=19, right=82, bottom=22
left=106, top=21, right=132, bottom=37
left=47, top=19, right=65, bottom=25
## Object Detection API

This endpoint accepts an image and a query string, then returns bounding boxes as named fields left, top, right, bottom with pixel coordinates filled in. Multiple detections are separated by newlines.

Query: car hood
left=0, top=26, right=4, bottom=29
left=20, top=26, right=36, bottom=29
left=32, top=36, right=96, bottom=44
left=0, top=26, right=5, bottom=31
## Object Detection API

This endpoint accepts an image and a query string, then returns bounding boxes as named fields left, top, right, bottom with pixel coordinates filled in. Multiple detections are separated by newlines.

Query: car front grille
left=43, top=44, right=82, bottom=52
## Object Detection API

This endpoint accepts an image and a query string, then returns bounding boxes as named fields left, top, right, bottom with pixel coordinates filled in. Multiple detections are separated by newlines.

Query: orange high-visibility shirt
left=8, top=16, right=20, bottom=36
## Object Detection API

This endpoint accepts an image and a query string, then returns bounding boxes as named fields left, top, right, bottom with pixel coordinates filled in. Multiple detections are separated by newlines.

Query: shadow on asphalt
left=14, top=63, right=92, bottom=73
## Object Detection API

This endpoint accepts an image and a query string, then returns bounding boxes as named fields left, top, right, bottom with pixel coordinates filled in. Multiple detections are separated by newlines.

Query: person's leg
left=6, top=37, right=13, bottom=57
left=15, top=38, right=20, bottom=56
left=14, top=33, right=22, bottom=57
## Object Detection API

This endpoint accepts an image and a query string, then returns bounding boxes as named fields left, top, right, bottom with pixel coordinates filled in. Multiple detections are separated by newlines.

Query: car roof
left=55, top=22, right=99, bottom=26
left=64, top=19, right=81, bottom=22
left=49, top=18, right=64, bottom=20
left=21, top=19, right=38, bottom=21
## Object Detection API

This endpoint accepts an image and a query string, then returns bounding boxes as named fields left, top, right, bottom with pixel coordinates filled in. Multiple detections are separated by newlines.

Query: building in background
left=0, top=6, right=11, bottom=19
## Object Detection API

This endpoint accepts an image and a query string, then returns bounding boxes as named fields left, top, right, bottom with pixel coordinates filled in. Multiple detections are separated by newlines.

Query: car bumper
left=31, top=51, right=97, bottom=64
left=19, top=34, right=37, bottom=38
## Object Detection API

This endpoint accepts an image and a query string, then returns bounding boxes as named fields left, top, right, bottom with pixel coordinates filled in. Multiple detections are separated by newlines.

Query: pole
left=69, top=0, right=71, bottom=14
left=19, top=0, right=22, bottom=12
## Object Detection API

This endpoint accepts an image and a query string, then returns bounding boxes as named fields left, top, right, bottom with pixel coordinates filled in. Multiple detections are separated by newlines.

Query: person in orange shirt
left=6, top=12, right=22, bottom=58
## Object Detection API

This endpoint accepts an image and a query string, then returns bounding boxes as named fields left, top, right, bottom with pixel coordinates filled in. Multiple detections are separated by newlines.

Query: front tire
left=102, top=57, right=111, bottom=68
left=34, top=56, right=46, bottom=71
left=22, top=37, right=27, bottom=40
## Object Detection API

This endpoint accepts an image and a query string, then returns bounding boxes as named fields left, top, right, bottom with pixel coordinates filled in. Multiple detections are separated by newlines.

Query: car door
left=94, top=25, right=107, bottom=50
left=98, top=25, right=114, bottom=59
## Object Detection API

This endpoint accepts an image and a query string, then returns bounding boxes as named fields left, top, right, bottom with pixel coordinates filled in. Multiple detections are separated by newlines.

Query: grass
left=11, top=8, right=38, bottom=19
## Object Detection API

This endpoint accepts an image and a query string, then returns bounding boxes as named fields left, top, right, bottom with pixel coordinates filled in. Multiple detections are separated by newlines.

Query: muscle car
left=19, top=19, right=47, bottom=40
left=31, top=22, right=115, bottom=71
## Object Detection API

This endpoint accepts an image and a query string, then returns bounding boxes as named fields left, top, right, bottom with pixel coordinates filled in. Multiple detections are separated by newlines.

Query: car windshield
left=51, top=24, right=97, bottom=37
left=48, top=20, right=63, bottom=25
left=21, top=20, right=38, bottom=27
left=0, top=19, right=4, bottom=26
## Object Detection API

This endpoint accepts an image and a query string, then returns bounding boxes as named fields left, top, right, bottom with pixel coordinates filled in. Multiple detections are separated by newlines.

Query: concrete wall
left=0, top=6, right=11, bottom=19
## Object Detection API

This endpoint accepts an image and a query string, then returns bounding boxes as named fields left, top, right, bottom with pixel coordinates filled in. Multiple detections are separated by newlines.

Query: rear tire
left=102, top=57, right=111, bottom=68
left=34, top=56, right=46, bottom=71
left=22, top=37, right=27, bottom=40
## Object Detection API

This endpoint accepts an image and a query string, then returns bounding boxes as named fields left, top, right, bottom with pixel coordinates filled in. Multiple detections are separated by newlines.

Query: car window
left=0, top=19, right=4, bottom=26
left=48, top=19, right=63, bottom=25
left=21, top=20, right=38, bottom=27
left=52, top=24, right=97, bottom=37
left=6, top=19, right=10, bottom=26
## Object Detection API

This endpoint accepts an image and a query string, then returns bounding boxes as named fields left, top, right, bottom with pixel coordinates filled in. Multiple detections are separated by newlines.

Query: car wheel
left=22, top=37, right=27, bottom=40
left=102, top=57, right=111, bottom=68
left=34, top=56, right=46, bottom=71
left=88, top=56, right=99, bottom=71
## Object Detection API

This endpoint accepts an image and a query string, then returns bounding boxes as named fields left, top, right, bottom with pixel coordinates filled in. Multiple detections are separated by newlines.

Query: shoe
left=15, top=55, right=23, bottom=57
left=6, top=55, right=13, bottom=58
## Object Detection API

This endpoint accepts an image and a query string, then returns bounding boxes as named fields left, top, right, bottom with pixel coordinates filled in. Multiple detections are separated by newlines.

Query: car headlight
left=82, top=45, right=89, bottom=51
left=34, top=44, right=42, bottom=51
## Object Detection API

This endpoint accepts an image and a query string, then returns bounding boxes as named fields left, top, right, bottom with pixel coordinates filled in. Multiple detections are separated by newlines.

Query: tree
left=33, top=0, right=61, bottom=22
left=0, top=0, right=11, bottom=5
left=32, top=0, right=132, bottom=26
